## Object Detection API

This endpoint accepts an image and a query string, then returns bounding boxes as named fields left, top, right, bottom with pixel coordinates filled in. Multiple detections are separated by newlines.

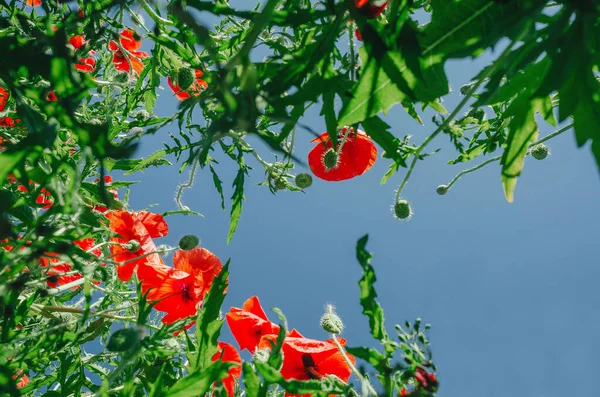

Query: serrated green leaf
left=242, top=362, right=261, bottom=397
left=209, top=165, right=226, bottom=210
left=356, top=235, right=388, bottom=342
left=361, top=116, right=406, bottom=168
left=165, top=361, right=232, bottom=397
left=227, top=153, right=247, bottom=244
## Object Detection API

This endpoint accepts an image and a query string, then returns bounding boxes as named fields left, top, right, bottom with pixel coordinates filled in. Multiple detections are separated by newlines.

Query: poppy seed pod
left=295, top=173, right=313, bottom=189
left=114, top=71, right=129, bottom=83
left=178, top=235, right=200, bottom=250
left=530, top=143, right=549, bottom=160
left=323, top=149, right=339, bottom=170
left=126, top=239, right=141, bottom=253
left=393, top=199, right=412, bottom=220
left=177, top=67, right=195, bottom=91
left=320, top=305, right=344, bottom=334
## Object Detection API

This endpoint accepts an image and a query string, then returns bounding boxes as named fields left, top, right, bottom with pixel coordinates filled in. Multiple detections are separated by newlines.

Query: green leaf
left=361, top=116, right=406, bottom=168
left=227, top=152, right=248, bottom=244
left=346, top=346, right=386, bottom=372
left=209, top=165, right=226, bottom=210
left=165, top=361, right=232, bottom=397
left=242, top=362, right=261, bottom=397
left=0, top=151, right=28, bottom=187
left=500, top=97, right=541, bottom=203
left=104, top=157, right=172, bottom=173
left=356, top=235, right=388, bottom=342
left=194, top=260, right=230, bottom=370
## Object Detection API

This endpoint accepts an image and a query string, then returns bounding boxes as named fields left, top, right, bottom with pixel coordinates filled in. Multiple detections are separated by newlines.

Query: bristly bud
left=530, top=143, right=549, bottom=160
left=114, top=71, right=130, bottom=83
left=459, top=82, right=475, bottom=95
left=393, top=199, right=413, bottom=221
left=295, top=173, right=313, bottom=189
left=126, top=239, right=141, bottom=253
left=320, top=304, right=344, bottom=334
left=177, top=67, right=195, bottom=90
left=253, top=348, right=270, bottom=364
left=323, top=149, right=339, bottom=170
left=179, top=235, right=200, bottom=251
left=436, top=185, right=448, bottom=195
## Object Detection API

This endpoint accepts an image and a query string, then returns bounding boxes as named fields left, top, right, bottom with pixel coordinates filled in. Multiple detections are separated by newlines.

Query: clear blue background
left=127, top=3, right=600, bottom=396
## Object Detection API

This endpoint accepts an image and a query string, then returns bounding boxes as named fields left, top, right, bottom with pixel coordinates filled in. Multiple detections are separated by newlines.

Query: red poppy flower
left=308, top=127, right=377, bottom=182
left=0, top=88, right=9, bottom=112
left=414, top=368, right=438, bottom=392
left=226, top=296, right=281, bottom=353
left=167, top=69, right=208, bottom=101
left=355, top=0, right=389, bottom=18
left=40, top=239, right=103, bottom=289
left=106, top=210, right=168, bottom=281
left=355, top=28, right=362, bottom=42
left=0, top=118, right=17, bottom=127
left=92, top=176, right=119, bottom=213
left=108, top=29, right=149, bottom=75
left=137, top=247, right=224, bottom=324
left=211, top=342, right=242, bottom=397
left=13, top=369, right=29, bottom=389
left=26, top=0, right=41, bottom=6
left=257, top=336, right=355, bottom=395
left=69, top=35, right=96, bottom=73
left=46, top=91, right=58, bottom=101
left=36, top=187, right=53, bottom=209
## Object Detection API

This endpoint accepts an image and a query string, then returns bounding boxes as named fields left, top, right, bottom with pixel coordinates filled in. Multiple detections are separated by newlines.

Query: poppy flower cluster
left=308, top=127, right=377, bottom=182
left=106, top=210, right=225, bottom=326
left=5, top=176, right=54, bottom=209
left=40, top=238, right=104, bottom=289
left=69, top=35, right=96, bottom=73
left=109, top=29, right=149, bottom=75
left=226, top=296, right=355, bottom=396
left=400, top=368, right=438, bottom=396
left=0, top=87, right=9, bottom=112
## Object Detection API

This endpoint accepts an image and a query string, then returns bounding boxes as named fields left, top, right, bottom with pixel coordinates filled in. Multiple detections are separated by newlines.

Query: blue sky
left=124, top=4, right=600, bottom=397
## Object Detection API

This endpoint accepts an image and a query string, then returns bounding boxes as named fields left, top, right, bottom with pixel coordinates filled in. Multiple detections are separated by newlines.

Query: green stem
left=175, top=157, right=200, bottom=211
left=394, top=22, right=532, bottom=202
left=138, top=0, right=174, bottom=26
left=445, top=122, right=573, bottom=190
left=331, top=334, right=378, bottom=396
left=348, top=20, right=356, bottom=81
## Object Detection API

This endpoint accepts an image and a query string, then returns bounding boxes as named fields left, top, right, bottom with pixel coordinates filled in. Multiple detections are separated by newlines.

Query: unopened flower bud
left=177, top=67, right=195, bottom=90
left=530, top=143, right=549, bottom=160
left=126, top=240, right=140, bottom=253
left=253, top=348, right=270, bottom=364
left=179, top=235, right=200, bottom=251
left=436, top=185, right=448, bottom=195
left=393, top=199, right=412, bottom=221
left=295, top=173, right=313, bottom=189
left=114, top=71, right=130, bottom=83
left=320, top=304, right=344, bottom=334
left=323, top=149, right=339, bottom=170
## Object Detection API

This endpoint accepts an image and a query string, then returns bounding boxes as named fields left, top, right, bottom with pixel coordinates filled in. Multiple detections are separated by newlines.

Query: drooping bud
left=320, top=304, right=344, bottom=334
left=393, top=199, right=412, bottom=220
left=107, top=326, right=146, bottom=352
left=530, top=143, right=549, bottom=160
left=177, top=67, right=195, bottom=90
left=436, top=185, right=448, bottom=195
left=126, top=239, right=141, bottom=253
left=295, top=173, right=313, bottom=189
left=179, top=235, right=200, bottom=251
left=323, top=148, right=339, bottom=170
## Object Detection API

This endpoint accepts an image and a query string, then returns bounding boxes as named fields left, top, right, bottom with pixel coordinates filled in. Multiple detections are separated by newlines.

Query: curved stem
left=445, top=122, right=574, bottom=190
left=331, top=334, right=378, bottom=396
left=394, top=22, right=532, bottom=202
left=175, top=156, right=200, bottom=210
left=139, top=0, right=174, bottom=26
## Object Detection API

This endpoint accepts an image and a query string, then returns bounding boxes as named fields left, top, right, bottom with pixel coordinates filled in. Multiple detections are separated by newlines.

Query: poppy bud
left=436, top=185, right=448, bottom=195
left=107, top=326, right=146, bottom=352
left=530, top=143, right=549, bottom=160
left=295, top=173, right=313, bottom=189
left=179, top=235, right=200, bottom=251
left=459, top=82, right=475, bottom=95
left=114, top=71, right=130, bottom=83
left=177, top=67, right=195, bottom=91
left=393, top=199, right=412, bottom=220
left=126, top=239, right=141, bottom=253
left=466, top=108, right=485, bottom=122
left=320, top=304, right=344, bottom=334
left=253, top=348, right=270, bottom=364
left=323, top=148, right=339, bottom=170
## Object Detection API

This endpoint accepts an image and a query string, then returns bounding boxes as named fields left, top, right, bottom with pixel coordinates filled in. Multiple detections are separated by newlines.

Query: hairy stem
left=331, top=334, right=378, bottom=396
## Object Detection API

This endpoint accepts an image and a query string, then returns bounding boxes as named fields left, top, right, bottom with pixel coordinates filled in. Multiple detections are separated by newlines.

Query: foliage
left=0, top=0, right=598, bottom=395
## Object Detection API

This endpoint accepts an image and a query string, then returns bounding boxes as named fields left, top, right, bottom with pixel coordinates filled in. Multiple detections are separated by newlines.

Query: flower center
left=301, top=354, right=322, bottom=380
left=179, top=284, right=194, bottom=302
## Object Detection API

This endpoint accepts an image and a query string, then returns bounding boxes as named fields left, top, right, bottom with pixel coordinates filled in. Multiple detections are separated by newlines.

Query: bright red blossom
left=0, top=118, right=18, bottom=127
left=258, top=336, right=355, bottom=396
left=226, top=296, right=281, bottom=353
left=46, top=91, right=58, bottom=102
left=109, top=29, right=149, bottom=75
left=69, top=35, right=96, bottom=72
left=41, top=238, right=103, bottom=289
left=0, top=88, right=9, bottom=112
left=167, top=69, right=208, bottom=101
left=355, top=0, right=389, bottom=18
left=138, top=247, right=224, bottom=324
left=106, top=210, right=168, bottom=281
left=308, top=127, right=377, bottom=182
left=211, top=342, right=242, bottom=397
left=13, top=369, right=29, bottom=389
